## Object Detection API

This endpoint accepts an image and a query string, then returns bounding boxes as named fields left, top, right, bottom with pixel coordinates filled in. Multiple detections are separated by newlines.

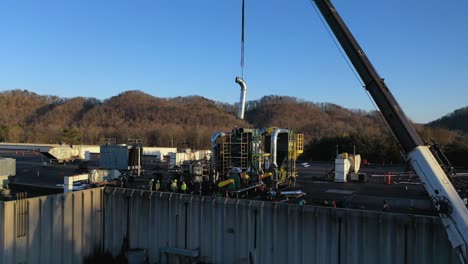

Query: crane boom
left=312, top=0, right=468, bottom=262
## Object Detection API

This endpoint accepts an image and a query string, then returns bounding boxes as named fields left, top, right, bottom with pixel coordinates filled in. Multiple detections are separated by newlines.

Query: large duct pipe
left=271, top=128, right=289, bottom=167
left=211, top=132, right=226, bottom=161
left=211, top=132, right=227, bottom=182
left=211, top=132, right=232, bottom=168
left=235, top=77, right=247, bottom=119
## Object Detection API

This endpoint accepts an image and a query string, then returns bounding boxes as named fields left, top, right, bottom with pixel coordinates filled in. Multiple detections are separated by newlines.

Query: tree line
left=1, top=90, right=467, bottom=166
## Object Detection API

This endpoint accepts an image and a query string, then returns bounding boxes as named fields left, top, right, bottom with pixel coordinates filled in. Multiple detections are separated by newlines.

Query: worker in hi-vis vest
left=170, top=179, right=178, bottom=192
left=155, top=180, right=160, bottom=191
left=149, top=178, right=154, bottom=191
left=181, top=181, right=187, bottom=193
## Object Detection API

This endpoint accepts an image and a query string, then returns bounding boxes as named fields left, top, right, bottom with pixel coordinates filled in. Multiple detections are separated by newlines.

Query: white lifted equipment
left=334, top=153, right=360, bottom=183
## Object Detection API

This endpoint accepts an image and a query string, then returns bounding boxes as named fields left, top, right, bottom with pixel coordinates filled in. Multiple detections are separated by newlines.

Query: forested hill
left=0, top=90, right=248, bottom=146
left=1, top=90, right=467, bottom=165
left=429, top=106, right=468, bottom=133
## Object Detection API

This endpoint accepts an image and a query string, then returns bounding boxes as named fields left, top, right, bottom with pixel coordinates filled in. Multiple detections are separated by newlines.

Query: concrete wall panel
left=102, top=189, right=458, bottom=264
left=0, top=189, right=103, bottom=264
left=39, top=196, right=52, bottom=263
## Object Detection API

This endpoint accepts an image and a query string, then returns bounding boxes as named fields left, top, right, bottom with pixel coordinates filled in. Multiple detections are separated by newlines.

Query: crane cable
left=240, top=0, right=245, bottom=78
left=309, top=0, right=362, bottom=87
left=309, top=0, right=404, bottom=158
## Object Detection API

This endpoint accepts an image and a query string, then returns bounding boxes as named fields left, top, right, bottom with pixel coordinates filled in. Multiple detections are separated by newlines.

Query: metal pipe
left=218, top=179, right=235, bottom=188
left=261, top=172, right=273, bottom=179
left=211, top=132, right=226, bottom=158
left=235, top=77, right=247, bottom=119
left=280, top=190, right=306, bottom=196
left=271, top=128, right=289, bottom=167
left=211, top=132, right=225, bottom=169
left=238, top=128, right=253, bottom=133
left=211, top=131, right=231, bottom=177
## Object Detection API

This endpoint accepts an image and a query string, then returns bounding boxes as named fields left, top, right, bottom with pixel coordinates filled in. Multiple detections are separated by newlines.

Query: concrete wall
left=0, top=188, right=460, bottom=263
left=0, top=188, right=103, bottom=264
left=104, top=189, right=458, bottom=264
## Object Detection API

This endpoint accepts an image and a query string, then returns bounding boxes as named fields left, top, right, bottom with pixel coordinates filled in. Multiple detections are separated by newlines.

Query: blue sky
left=0, top=0, right=467, bottom=123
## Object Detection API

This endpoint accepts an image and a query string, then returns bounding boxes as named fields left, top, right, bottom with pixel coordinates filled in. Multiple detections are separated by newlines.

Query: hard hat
left=174, top=179, right=178, bottom=182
